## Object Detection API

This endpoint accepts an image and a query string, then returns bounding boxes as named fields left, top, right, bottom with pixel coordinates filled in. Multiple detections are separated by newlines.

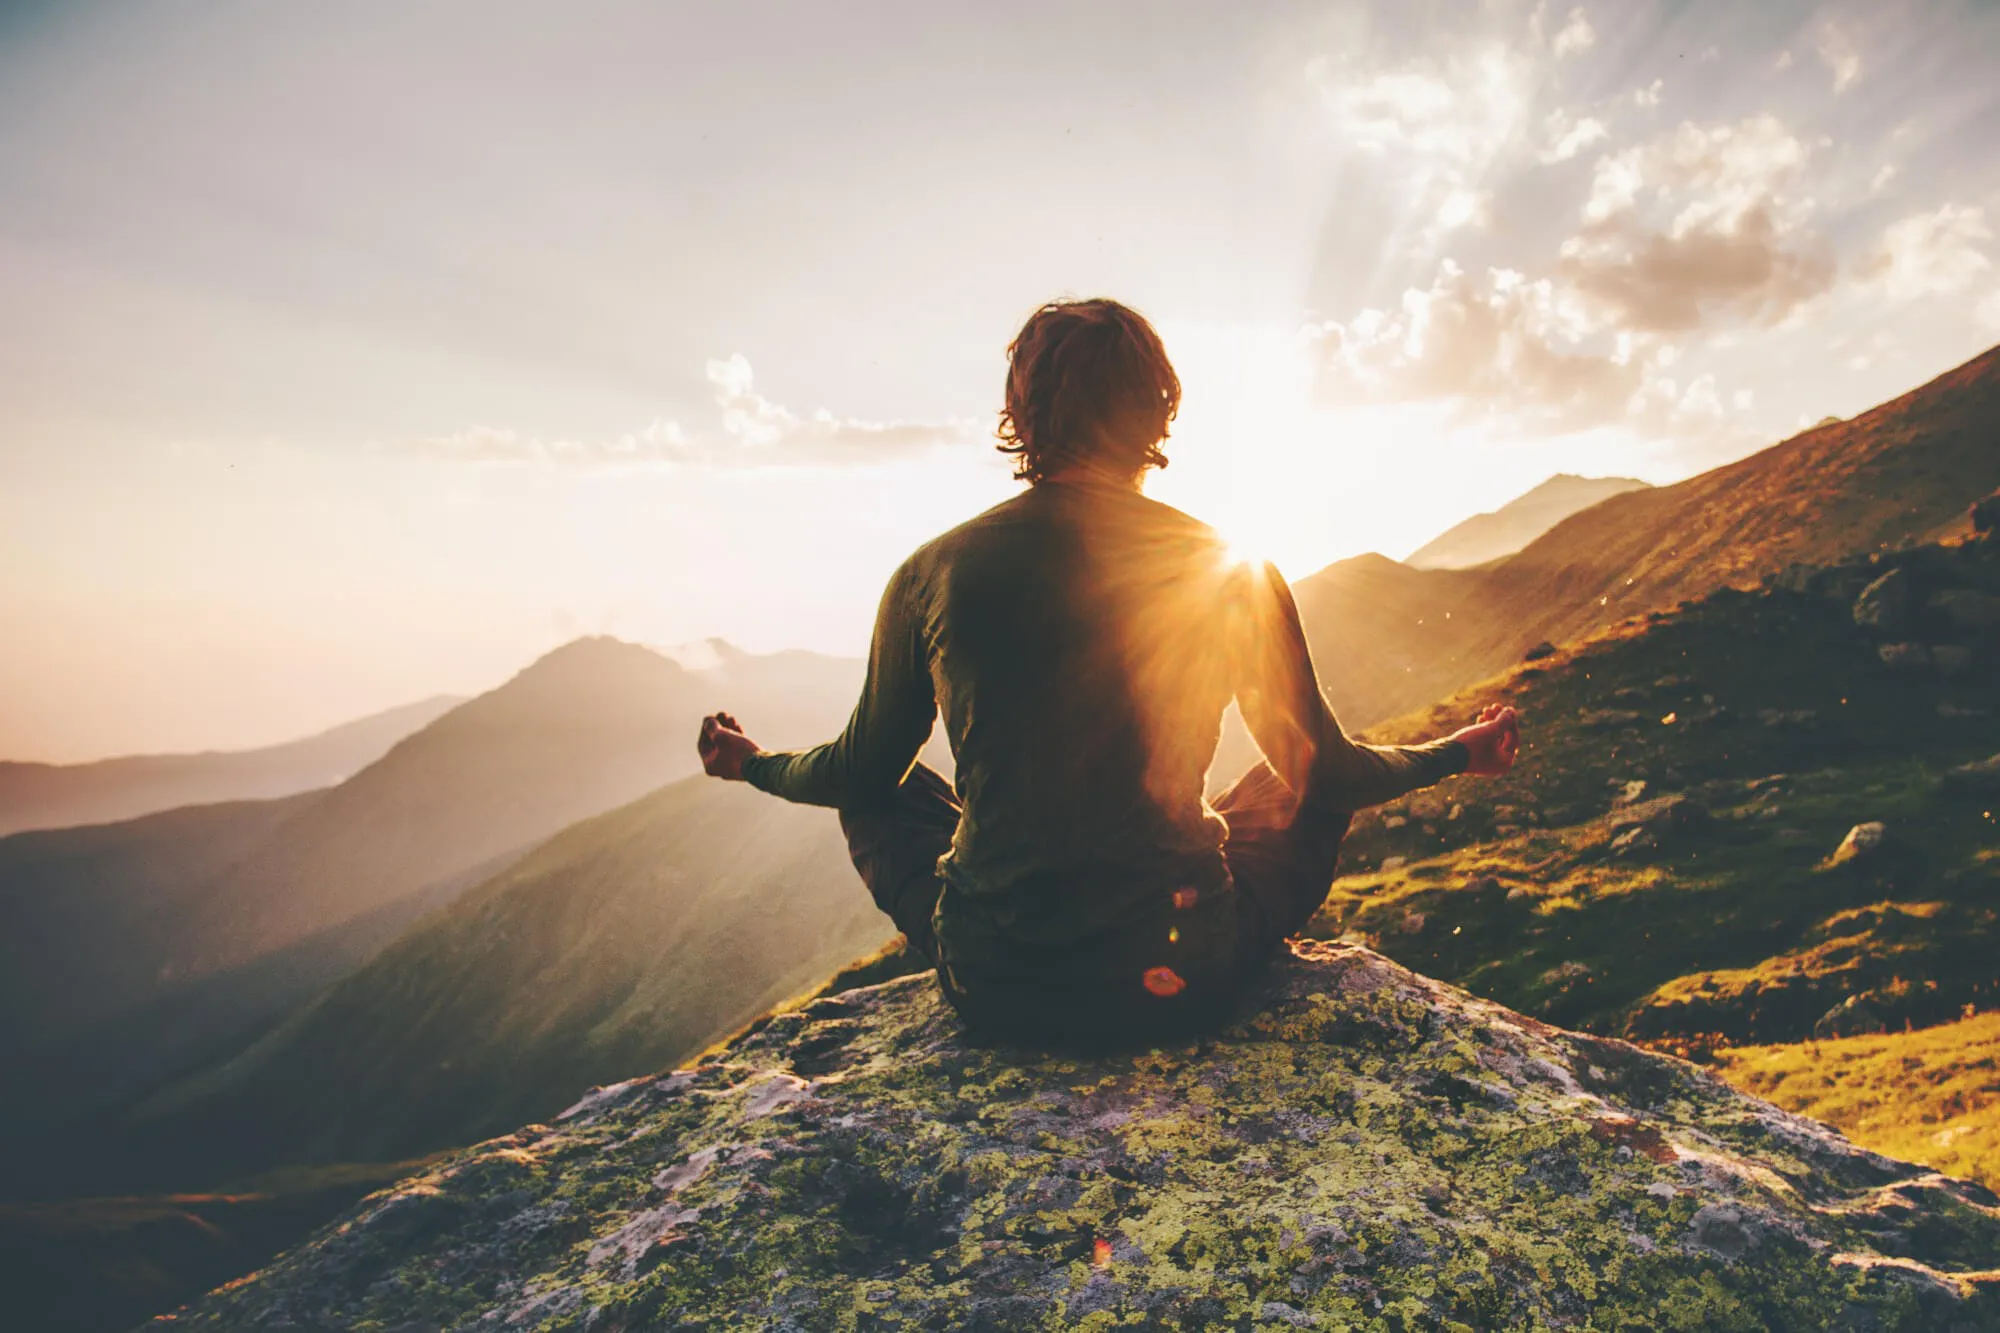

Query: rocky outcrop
left=159, top=943, right=2000, bottom=1331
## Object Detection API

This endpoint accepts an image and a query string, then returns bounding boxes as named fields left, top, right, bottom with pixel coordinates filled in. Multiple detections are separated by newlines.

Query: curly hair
left=995, top=298, right=1181, bottom=484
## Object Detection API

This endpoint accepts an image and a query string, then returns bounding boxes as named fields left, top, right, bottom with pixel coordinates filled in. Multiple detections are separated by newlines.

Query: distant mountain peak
left=1406, top=474, right=1654, bottom=571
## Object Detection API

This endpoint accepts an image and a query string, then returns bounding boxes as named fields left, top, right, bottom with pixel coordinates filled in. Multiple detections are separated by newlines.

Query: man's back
left=913, top=479, right=1243, bottom=941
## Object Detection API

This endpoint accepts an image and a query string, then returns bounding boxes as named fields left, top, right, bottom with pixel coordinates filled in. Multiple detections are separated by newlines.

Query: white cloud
left=1309, top=260, right=1644, bottom=433
left=1315, top=46, right=1533, bottom=241
left=398, top=356, right=979, bottom=469
left=704, top=353, right=980, bottom=459
left=1863, top=204, right=1993, bottom=300
left=1773, top=49, right=1794, bottom=71
left=1633, top=79, right=1663, bottom=107
left=1552, top=7, right=1596, bottom=58
left=1815, top=21, right=1861, bottom=92
left=1540, top=112, right=1608, bottom=164
left=1562, top=115, right=1834, bottom=331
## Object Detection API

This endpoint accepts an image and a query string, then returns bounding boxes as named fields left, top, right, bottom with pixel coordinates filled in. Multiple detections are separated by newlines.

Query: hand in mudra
left=1449, top=704, right=1521, bottom=778
left=698, top=711, right=760, bottom=781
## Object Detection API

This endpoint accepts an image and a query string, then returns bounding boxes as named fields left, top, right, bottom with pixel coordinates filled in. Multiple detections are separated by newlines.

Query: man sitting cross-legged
left=699, top=297, right=1519, bottom=1043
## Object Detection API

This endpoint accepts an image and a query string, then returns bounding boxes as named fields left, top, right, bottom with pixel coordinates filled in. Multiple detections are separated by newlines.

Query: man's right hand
left=698, top=711, right=760, bottom=782
left=1449, top=704, right=1520, bottom=778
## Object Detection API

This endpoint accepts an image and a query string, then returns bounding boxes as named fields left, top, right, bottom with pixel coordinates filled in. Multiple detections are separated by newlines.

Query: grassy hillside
left=1712, top=1010, right=2000, bottom=1192
left=1405, top=473, right=1651, bottom=571
left=0, top=695, right=462, bottom=838
left=100, top=777, right=891, bottom=1188
left=0, top=637, right=864, bottom=1135
left=1295, top=341, right=2000, bottom=731
left=1312, top=532, right=1998, bottom=1049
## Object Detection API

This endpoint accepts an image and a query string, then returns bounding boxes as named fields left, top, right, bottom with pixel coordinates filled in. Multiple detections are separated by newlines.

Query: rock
left=1879, top=642, right=1930, bottom=668
left=1827, top=821, right=1888, bottom=867
left=1756, top=708, right=1818, bottom=729
left=1610, top=794, right=1711, bottom=838
left=156, top=942, right=2000, bottom=1331
left=1524, top=640, right=1558, bottom=661
left=1932, top=644, right=1974, bottom=675
left=1616, top=779, right=1648, bottom=805
left=1379, top=855, right=1408, bottom=872
left=1942, top=754, right=2000, bottom=796
left=1939, top=703, right=1990, bottom=719
left=1852, top=568, right=1914, bottom=634
left=1578, top=708, right=1643, bottom=729
left=1974, top=489, right=2000, bottom=535
left=1931, top=589, right=2000, bottom=632
left=1814, top=993, right=1890, bottom=1040
left=1382, top=814, right=1407, bottom=829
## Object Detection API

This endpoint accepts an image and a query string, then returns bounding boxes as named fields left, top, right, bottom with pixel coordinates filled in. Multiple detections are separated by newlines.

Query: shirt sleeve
left=740, top=558, right=937, bottom=809
left=1231, top=559, right=1466, bottom=811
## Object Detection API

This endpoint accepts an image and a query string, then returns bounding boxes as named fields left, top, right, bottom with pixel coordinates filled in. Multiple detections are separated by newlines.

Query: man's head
left=996, top=298, right=1181, bottom=484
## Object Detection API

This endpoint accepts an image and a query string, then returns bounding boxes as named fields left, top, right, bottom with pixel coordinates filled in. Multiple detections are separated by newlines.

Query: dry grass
left=1711, top=1010, right=2000, bottom=1192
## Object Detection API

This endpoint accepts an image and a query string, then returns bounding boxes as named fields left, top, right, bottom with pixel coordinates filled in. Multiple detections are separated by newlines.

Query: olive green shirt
left=743, top=480, right=1465, bottom=956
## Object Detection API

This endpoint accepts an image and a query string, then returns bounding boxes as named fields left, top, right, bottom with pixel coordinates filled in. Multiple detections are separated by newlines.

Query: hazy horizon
left=5, top=0, right=1999, bottom=762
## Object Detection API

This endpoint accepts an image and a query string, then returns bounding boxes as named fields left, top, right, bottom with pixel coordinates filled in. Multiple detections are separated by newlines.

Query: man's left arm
left=732, top=561, right=937, bottom=809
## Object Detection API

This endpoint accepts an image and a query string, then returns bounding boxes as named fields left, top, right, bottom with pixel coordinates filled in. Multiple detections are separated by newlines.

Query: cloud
left=1308, top=260, right=1645, bottom=433
left=1540, top=112, right=1608, bottom=164
left=1551, top=7, right=1596, bottom=59
left=1314, top=46, right=1532, bottom=239
left=397, top=356, right=979, bottom=469
left=1815, top=21, right=1861, bottom=92
left=1861, top=204, right=1992, bottom=300
left=1560, top=115, right=1835, bottom=331
left=703, top=354, right=979, bottom=460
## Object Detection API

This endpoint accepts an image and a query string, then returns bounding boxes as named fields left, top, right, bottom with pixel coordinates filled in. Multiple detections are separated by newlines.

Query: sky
left=3, top=0, right=1999, bottom=762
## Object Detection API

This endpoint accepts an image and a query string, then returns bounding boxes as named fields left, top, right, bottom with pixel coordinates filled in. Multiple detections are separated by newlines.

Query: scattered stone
left=1878, top=642, right=1930, bottom=668
left=1931, top=644, right=1974, bottom=675
left=1851, top=568, right=1914, bottom=634
left=1756, top=708, right=1818, bottom=729
left=1379, top=856, right=1408, bottom=872
left=1826, top=822, right=1888, bottom=867
left=1447, top=803, right=1463, bottom=822
left=1930, top=589, right=2000, bottom=632
left=1382, top=814, right=1407, bottom=829
left=1973, top=488, right=2000, bottom=534
left=1939, top=703, right=1988, bottom=719
left=1524, top=640, right=1557, bottom=661
left=1612, top=686, right=1649, bottom=704
left=1942, top=754, right=2000, bottom=796
left=1814, top=993, right=1889, bottom=1040
left=1615, top=779, right=1648, bottom=805
left=1652, top=674, right=1690, bottom=690
left=1397, top=912, right=1426, bottom=934
left=1506, top=886, right=1533, bottom=902
left=1578, top=708, right=1643, bottom=729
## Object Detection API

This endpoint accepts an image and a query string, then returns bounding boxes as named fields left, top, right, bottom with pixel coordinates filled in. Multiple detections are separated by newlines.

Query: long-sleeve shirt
left=743, top=479, right=1465, bottom=953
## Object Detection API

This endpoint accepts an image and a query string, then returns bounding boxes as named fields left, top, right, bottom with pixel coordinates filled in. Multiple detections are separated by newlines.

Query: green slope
left=113, top=776, right=894, bottom=1185
left=1304, top=532, right=1998, bottom=1053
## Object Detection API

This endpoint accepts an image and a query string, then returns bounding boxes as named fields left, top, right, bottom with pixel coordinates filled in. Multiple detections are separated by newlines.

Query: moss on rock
left=160, top=943, right=2000, bottom=1331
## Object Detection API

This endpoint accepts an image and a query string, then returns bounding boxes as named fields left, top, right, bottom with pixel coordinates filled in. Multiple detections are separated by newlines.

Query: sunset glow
left=3, top=0, right=1998, bottom=759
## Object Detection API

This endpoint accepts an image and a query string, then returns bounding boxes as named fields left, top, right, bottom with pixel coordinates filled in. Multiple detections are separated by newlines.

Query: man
left=699, top=298, right=1519, bottom=1043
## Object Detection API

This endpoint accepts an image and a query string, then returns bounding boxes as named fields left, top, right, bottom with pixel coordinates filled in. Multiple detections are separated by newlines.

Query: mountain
left=109, top=777, right=891, bottom=1186
left=0, top=637, right=866, bottom=1135
left=1294, top=342, right=2000, bottom=732
left=1322, top=527, right=1999, bottom=1047
left=0, top=696, right=461, bottom=838
left=1405, top=473, right=1652, bottom=570
left=157, top=943, right=2000, bottom=1330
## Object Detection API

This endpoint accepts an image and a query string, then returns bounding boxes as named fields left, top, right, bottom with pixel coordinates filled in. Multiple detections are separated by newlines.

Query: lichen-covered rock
left=159, top=943, right=2000, bottom=1331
